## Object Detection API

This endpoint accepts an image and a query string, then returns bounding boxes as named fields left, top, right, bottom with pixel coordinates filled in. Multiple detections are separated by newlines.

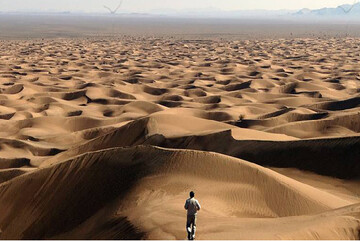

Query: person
left=184, top=191, right=201, bottom=240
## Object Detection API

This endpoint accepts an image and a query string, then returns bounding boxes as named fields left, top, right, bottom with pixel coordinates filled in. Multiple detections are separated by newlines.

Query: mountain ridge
left=1, top=2, right=360, bottom=18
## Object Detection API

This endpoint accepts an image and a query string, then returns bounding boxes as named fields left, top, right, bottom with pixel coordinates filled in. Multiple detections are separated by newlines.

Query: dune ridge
left=0, top=146, right=359, bottom=239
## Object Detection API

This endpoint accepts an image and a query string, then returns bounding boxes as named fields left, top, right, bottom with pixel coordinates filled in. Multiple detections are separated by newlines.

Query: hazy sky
left=0, top=0, right=358, bottom=12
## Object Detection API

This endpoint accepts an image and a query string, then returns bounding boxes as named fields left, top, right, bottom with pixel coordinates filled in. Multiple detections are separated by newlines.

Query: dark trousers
left=186, top=215, right=197, bottom=237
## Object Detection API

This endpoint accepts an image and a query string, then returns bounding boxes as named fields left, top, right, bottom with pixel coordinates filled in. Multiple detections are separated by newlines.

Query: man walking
left=184, top=191, right=201, bottom=240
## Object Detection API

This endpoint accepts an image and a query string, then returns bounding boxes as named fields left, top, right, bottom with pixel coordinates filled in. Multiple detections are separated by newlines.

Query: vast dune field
left=0, top=35, right=360, bottom=239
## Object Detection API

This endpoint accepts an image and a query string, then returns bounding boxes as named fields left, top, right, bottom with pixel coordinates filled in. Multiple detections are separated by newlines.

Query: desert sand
left=0, top=34, right=360, bottom=239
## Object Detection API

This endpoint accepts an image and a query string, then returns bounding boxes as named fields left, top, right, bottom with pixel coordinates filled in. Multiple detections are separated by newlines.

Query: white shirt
left=184, top=198, right=201, bottom=216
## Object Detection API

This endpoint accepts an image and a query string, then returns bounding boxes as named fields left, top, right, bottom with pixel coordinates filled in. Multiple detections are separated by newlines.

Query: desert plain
left=0, top=16, right=359, bottom=239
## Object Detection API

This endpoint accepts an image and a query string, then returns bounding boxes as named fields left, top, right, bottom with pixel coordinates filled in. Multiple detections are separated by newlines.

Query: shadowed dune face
left=0, top=36, right=360, bottom=239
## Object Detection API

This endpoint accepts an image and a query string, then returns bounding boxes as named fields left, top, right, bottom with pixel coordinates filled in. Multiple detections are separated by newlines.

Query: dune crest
left=0, top=146, right=359, bottom=239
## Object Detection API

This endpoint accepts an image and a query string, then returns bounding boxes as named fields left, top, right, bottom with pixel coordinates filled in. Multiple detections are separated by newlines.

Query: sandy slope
left=0, top=146, right=359, bottom=239
left=0, top=37, right=360, bottom=239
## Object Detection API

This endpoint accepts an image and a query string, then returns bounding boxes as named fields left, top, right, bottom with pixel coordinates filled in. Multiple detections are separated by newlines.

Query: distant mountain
left=150, top=8, right=295, bottom=18
left=294, top=2, right=360, bottom=16
left=2, top=2, right=360, bottom=19
left=295, top=8, right=312, bottom=15
left=150, top=3, right=360, bottom=19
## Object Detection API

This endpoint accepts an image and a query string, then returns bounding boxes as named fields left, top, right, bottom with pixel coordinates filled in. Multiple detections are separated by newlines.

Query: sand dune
left=0, top=37, right=360, bottom=239
left=0, top=146, right=359, bottom=239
